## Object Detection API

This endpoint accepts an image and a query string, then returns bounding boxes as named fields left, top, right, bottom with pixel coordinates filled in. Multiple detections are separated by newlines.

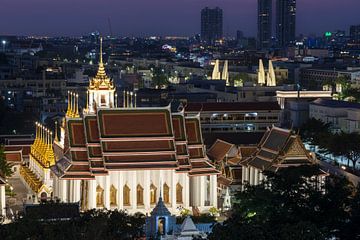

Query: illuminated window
left=123, top=184, right=130, bottom=206
left=163, top=183, right=170, bottom=204
left=110, top=185, right=117, bottom=206
left=150, top=184, right=157, bottom=204
left=176, top=183, right=183, bottom=203
left=96, top=185, right=104, bottom=207
left=137, top=184, right=144, bottom=205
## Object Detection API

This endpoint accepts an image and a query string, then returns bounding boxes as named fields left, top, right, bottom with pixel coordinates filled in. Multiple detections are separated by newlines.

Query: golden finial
left=74, top=93, right=80, bottom=117
left=130, top=91, right=133, bottom=108
left=54, top=121, right=59, bottom=142
left=86, top=90, right=89, bottom=111
left=66, top=91, right=73, bottom=117
left=71, top=92, right=76, bottom=117
left=88, top=36, right=114, bottom=91
left=99, top=37, right=103, bottom=65
left=123, top=90, right=126, bottom=108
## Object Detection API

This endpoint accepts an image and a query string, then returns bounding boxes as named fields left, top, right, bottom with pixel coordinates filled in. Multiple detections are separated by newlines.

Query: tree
left=209, top=165, right=356, bottom=240
left=0, top=146, right=13, bottom=178
left=0, top=208, right=145, bottom=240
left=300, top=118, right=331, bottom=151
left=152, top=67, right=169, bottom=88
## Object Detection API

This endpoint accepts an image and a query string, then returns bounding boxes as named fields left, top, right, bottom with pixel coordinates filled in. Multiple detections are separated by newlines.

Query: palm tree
left=0, top=145, right=13, bottom=178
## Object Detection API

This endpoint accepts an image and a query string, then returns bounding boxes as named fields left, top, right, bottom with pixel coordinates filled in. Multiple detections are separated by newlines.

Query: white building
left=309, top=98, right=360, bottom=133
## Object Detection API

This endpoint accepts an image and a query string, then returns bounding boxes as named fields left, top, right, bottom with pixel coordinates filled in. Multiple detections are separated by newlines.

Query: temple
left=240, top=126, right=327, bottom=186
left=20, top=38, right=219, bottom=215
left=20, top=122, right=55, bottom=201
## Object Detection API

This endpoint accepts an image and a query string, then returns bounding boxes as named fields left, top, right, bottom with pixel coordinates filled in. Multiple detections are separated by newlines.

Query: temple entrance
left=40, top=192, right=47, bottom=202
left=157, top=217, right=166, bottom=235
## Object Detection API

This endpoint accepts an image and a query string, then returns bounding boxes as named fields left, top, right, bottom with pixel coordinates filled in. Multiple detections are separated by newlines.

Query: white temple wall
left=53, top=169, right=217, bottom=215
left=0, top=185, right=5, bottom=217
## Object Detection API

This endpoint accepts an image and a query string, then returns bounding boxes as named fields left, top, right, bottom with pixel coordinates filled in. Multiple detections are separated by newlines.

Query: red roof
left=185, top=102, right=281, bottom=112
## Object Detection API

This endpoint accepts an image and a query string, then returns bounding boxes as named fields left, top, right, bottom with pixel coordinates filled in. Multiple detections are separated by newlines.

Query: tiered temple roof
left=52, top=107, right=219, bottom=179
left=241, top=126, right=315, bottom=172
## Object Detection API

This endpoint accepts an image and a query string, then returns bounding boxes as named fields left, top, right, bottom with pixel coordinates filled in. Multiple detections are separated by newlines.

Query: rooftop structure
left=47, top=38, right=219, bottom=214
left=240, top=126, right=326, bottom=186
left=185, top=102, right=281, bottom=133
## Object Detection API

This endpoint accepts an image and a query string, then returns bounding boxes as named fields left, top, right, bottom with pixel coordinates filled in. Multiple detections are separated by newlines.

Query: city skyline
left=1, top=0, right=359, bottom=37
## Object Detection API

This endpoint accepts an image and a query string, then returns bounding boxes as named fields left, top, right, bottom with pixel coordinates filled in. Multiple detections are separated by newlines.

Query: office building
left=201, top=7, right=223, bottom=44
left=258, top=0, right=273, bottom=49
left=276, top=0, right=296, bottom=47
left=350, top=25, right=360, bottom=43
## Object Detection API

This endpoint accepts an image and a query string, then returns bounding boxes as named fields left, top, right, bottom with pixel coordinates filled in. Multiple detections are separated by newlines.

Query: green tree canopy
left=209, top=165, right=359, bottom=240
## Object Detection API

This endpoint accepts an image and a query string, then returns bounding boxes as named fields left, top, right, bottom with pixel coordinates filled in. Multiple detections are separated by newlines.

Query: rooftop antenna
left=108, top=17, right=113, bottom=37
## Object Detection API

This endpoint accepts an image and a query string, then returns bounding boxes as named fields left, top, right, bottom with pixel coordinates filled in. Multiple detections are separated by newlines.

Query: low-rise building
left=309, top=98, right=360, bottom=133
left=184, top=102, right=281, bottom=133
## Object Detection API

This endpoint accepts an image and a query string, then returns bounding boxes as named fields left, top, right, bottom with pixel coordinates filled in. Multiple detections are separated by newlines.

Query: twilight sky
left=0, top=0, right=359, bottom=37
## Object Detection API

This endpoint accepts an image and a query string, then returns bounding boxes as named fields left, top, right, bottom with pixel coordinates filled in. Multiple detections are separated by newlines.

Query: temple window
left=110, top=185, right=117, bottom=206
left=123, top=184, right=130, bottom=206
left=176, top=183, right=183, bottom=204
left=96, top=185, right=104, bottom=207
left=163, top=183, right=170, bottom=204
left=150, top=183, right=157, bottom=204
left=137, top=184, right=144, bottom=205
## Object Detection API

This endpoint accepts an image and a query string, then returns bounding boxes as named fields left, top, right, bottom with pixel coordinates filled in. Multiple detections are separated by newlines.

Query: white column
left=210, top=175, right=217, bottom=208
left=159, top=170, right=164, bottom=198
left=131, top=171, right=137, bottom=210
left=0, top=185, right=5, bottom=216
left=199, top=176, right=205, bottom=208
left=259, top=171, right=263, bottom=182
left=73, top=180, right=81, bottom=202
left=254, top=169, right=259, bottom=185
left=244, top=166, right=248, bottom=184
left=104, top=175, right=110, bottom=209
left=61, top=179, right=68, bottom=202
left=184, top=174, right=190, bottom=209
left=118, top=172, right=123, bottom=210
left=171, top=171, right=176, bottom=210
left=70, top=180, right=75, bottom=202
left=249, top=167, right=254, bottom=185
left=144, top=170, right=150, bottom=211
left=88, top=179, right=96, bottom=209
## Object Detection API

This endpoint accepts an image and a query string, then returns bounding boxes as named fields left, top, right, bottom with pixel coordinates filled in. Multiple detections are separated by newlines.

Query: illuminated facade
left=49, top=38, right=219, bottom=215
left=20, top=122, right=55, bottom=201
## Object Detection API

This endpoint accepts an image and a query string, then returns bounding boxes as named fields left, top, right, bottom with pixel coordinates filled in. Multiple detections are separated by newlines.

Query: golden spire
left=89, top=37, right=114, bottom=90
left=74, top=93, right=80, bottom=117
left=66, top=91, right=73, bottom=117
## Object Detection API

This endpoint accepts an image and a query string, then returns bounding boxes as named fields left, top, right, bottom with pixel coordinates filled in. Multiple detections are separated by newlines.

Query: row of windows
left=96, top=183, right=183, bottom=207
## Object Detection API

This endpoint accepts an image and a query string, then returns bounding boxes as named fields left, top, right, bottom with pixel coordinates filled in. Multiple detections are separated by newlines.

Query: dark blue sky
left=0, top=0, right=359, bottom=37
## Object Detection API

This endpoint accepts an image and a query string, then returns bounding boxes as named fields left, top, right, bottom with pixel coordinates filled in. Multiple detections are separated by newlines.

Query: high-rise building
left=201, top=7, right=223, bottom=44
left=258, top=0, right=272, bottom=49
left=276, top=0, right=296, bottom=47
left=350, top=25, right=360, bottom=43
